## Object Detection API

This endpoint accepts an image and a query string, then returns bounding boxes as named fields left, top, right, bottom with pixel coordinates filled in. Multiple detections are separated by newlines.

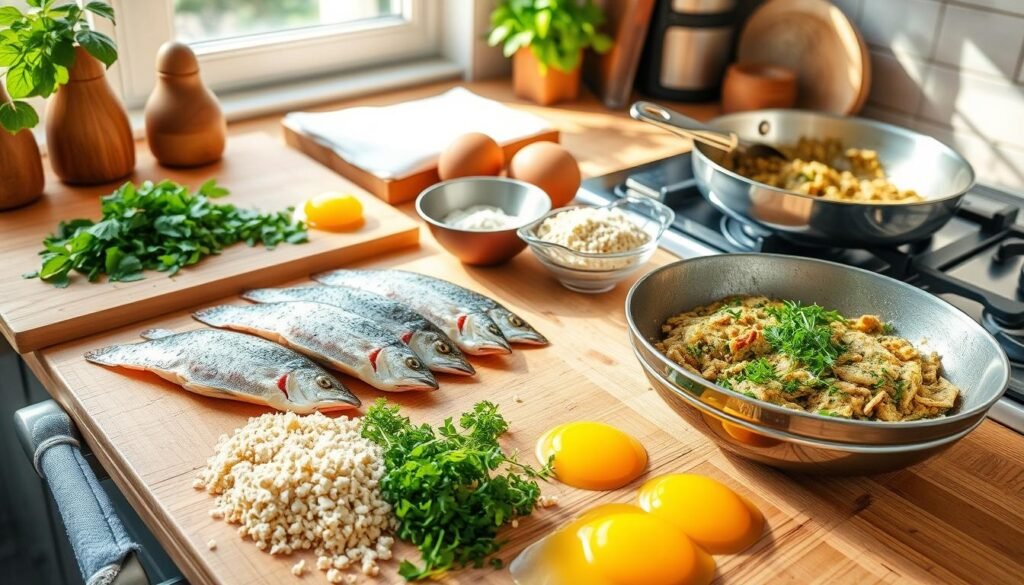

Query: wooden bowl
left=722, top=63, right=797, bottom=113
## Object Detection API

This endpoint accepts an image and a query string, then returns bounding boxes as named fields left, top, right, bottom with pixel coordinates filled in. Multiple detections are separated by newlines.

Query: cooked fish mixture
left=657, top=296, right=959, bottom=421
left=722, top=137, right=922, bottom=203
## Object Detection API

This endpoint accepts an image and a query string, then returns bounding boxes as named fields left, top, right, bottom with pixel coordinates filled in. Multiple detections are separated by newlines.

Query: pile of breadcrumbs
left=536, top=207, right=650, bottom=255
left=194, top=412, right=396, bottom=583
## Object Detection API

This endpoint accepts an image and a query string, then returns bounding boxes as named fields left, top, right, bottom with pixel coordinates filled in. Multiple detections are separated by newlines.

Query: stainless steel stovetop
left=579, top=154, right=1024, bottom=434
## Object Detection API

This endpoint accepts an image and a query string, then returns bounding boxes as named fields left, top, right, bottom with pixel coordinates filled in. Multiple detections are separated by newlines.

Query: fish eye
left=487, top=324, right=501, bottom=335
left=315, top=375, right=333, bottom=389
left=435, top=342, right=451, bottom=354
left=509, top=315, right=525, bottom=327
left=405, top=357, right=422, bottom=370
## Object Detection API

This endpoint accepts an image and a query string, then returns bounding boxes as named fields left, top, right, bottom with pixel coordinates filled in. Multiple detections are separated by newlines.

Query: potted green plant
left=0, top=0, right=134, bottom=185
left=488, top=0, right=612, bottom=106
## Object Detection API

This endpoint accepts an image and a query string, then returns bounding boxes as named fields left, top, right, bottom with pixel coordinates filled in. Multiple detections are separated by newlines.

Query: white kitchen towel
left=283, top=87, right=553, bottom=179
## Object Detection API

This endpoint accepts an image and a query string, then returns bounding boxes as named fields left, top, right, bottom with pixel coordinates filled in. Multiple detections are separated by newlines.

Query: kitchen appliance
left=631, top=104, right=976, bottom=247
left=578, top=153, right=1024, bottom=434
left=636, top=0, right=739, bottom=102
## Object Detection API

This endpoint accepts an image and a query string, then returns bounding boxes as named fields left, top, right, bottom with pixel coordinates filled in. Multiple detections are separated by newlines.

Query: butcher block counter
left=9, top=81, right=1024, bottom=585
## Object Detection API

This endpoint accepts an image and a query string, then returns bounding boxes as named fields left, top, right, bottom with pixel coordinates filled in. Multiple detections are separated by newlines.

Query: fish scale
left=192, top=301, right=438, bottom=392
left=242, top=285, right=474, bottom=376
left=84, top=328, right=360, bottom=413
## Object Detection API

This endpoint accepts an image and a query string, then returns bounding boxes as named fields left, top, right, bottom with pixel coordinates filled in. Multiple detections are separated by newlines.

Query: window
left=105, top=0, right=441, bottom=108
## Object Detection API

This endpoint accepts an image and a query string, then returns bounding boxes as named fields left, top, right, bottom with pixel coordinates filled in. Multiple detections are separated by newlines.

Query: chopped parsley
left=739, top=358, right=777, bottom=384
left=720, top=307, right=743, bottom=319
left=881, top=322, right=896, bottom=335
left=764, top=301, right=846, bottom=377
left=782, top=379, right=802, bottom=394
left=686, top=344, right=704, bottom=358
left=893, top=379, right=906, bottom=403
left=742, top=390, right=757, bottom=399
left=817, top=409, right=844, bottom=417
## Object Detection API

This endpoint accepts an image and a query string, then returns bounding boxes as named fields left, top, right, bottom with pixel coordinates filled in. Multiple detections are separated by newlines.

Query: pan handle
left=629, top=101, right=738, bottom=153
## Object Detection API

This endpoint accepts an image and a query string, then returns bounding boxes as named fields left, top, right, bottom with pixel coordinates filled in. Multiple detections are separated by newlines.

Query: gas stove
left=579, top=153, right=1024, bottom=433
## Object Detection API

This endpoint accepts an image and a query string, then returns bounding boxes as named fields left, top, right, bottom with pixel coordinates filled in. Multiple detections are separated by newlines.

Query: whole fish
left=242, top=285, right=475, bottom=376
left=193, top=301, right=438, bottom=392
left=312, top=269, right=548, bottom=349
left=84, top=328, right=360, bottom=413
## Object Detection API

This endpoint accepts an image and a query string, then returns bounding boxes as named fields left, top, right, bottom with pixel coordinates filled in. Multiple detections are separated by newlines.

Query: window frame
left=104, top=0, right=441, bottom=108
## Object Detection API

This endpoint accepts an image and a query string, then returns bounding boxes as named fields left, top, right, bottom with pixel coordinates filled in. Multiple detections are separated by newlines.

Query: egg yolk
left=509, top=503, right=715, bottom=585
left=583, top=511, right=716, bottom=585
left=303, top=192, right=364, bottom=231
left=637, top=474, right=764, bottom=554
left=536, top=422, right=647, bottom=490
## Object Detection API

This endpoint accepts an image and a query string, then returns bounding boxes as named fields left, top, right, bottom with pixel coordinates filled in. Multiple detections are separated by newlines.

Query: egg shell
left=509, top=142, right=581, bottom=208
left=438, top=133, right=505, bottom=180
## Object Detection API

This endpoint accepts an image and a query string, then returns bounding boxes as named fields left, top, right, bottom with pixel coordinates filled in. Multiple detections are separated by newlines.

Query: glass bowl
left=517, top=195, right=675, bottom=293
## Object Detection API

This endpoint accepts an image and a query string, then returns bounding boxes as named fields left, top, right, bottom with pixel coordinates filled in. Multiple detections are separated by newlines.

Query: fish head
left=284, top=363, right=361, bottom=411
left=408, top=330, right=475, bottom=376
left=373, top=345, right=439, bottom=391
left=488, top=308, right=548, bottom=345
left=456, top=312, right=512, bottom=355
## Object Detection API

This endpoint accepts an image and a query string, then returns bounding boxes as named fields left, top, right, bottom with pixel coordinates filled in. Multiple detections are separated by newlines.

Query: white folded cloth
left=284, top=87, right=553, bottom=179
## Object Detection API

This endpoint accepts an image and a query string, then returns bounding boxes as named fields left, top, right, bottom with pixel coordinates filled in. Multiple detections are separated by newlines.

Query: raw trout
left=312, top=269, right=548, bottom=349
left=84, top=328, right=360, bottom=413
left=193, top=301, right=438, bottom=391
left=242, top=285, right=475, bottom=376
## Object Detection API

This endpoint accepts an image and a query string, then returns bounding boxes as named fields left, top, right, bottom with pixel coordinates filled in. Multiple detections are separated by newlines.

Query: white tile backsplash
left=859, top=0, right=943, bottom=57
left=867, top=51, right=927, bottom=113
left=919, top=65, right=1024, bottom=145
left=833, top=0, right=863, bottom=21
left=950, top=0, right=1024, bottom=16
left=859, top=0, right=1024, bottom=190
left=934, top=4, right=1024, bottom=77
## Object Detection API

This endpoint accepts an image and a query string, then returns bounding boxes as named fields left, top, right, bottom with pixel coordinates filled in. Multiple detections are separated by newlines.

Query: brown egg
left=508, top=142, right=581, bottom=208
left=438, top=133, right=505, bottom=180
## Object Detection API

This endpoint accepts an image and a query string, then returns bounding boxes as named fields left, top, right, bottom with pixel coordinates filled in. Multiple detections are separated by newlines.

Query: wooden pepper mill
left=145, top=42, right=226, bottom=167
left=46, top=46, right=135, bottom=185
left=0, top=86, right=45, bottom=210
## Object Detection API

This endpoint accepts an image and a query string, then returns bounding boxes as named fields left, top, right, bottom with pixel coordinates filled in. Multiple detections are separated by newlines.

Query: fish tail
left=83, top=344, right=126, bottom=365
left=241, top=289, right=271, bottom=303
left=140, top=328, right=176, bottom=340
left=192, top=306, right=240, bottom=327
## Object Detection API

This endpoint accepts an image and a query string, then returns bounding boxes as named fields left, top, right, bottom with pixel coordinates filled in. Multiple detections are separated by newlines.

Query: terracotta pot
left=145, top=42, right=226, bottom=167
left=721, top=63, right=797, bottom=113
left=513, top=48, right=581, bottom=106
left=46, top=46, right=135, bottom=185
left=0, top=86, right=45, bottom=210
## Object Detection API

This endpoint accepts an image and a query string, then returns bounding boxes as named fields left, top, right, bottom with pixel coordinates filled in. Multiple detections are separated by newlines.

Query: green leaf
left=198, top=179, right=229, bottom=198
left=50, top=39, right=75, bottom=68
left=25, top=0, right=42, bottom=8
left=84, top=2, right=115, bottom=24
left=534, top=9, right=551, bottom=39
left=22, top=270, right=39, bottom=279
left=503, top=31, right=533, bottom=57
left=0, top=100, right=39, bottom=134
left=103, top=246, right=124, bottom=275
left=0, top=6, right=22, bottom=26
left=75, top=29, right=117, bottom=68
left=487, top=22, right=511, bottom=47
left=0, top=43, right=19, bottom=67
left=39, top=254, right=71, bottom=280
left=4, top=64, right=36, bottom=99
left=591, top=32, right=612, bottom=53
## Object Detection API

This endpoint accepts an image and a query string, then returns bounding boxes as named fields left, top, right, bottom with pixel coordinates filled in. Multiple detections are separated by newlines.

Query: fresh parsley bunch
left=26, top=179, right=307, bottom=287
left=0, top=1, right=118, bottom=134
left=361, top=399, right=552, bottom=581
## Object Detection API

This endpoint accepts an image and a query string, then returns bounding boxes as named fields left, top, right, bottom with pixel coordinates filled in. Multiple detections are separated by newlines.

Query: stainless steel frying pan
left=631, top=102, right=976, bottom=247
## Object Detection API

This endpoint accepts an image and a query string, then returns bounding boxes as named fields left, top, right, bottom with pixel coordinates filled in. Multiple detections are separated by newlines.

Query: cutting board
left=29, top=248, right=1024, bottom=585
left=0, top=133, right=419, bottom=353
left=282, top=119, right=560, bottom=204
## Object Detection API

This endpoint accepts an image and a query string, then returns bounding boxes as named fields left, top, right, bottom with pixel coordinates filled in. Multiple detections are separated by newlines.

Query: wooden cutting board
left=282, top=119, right=560, bottom=205
left=0, top=133, right=419, bottom=353
left=28, top=246, right=1024, bottom=585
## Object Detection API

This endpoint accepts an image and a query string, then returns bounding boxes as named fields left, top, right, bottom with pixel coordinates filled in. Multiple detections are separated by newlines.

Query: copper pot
left=722, top=63, right=797, bottom=113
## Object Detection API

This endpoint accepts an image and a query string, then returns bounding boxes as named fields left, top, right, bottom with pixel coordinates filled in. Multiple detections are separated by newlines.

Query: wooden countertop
left=13, top=80, right=1024, bottom=585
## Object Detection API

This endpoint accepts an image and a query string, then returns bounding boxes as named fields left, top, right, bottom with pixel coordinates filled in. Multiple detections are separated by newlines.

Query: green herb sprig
left=763, top=301, right=846, bottom=377
left=361, top=399, right=551, bottom=581
left=0, top=1, right=117, bottom=134
left=25, top=179, right=307, bottom=287
left=488, top=0, right=612, bottom=74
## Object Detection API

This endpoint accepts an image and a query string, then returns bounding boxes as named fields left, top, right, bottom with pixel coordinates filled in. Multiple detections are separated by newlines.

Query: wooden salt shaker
left=144, top=42, right=226, bottom=167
